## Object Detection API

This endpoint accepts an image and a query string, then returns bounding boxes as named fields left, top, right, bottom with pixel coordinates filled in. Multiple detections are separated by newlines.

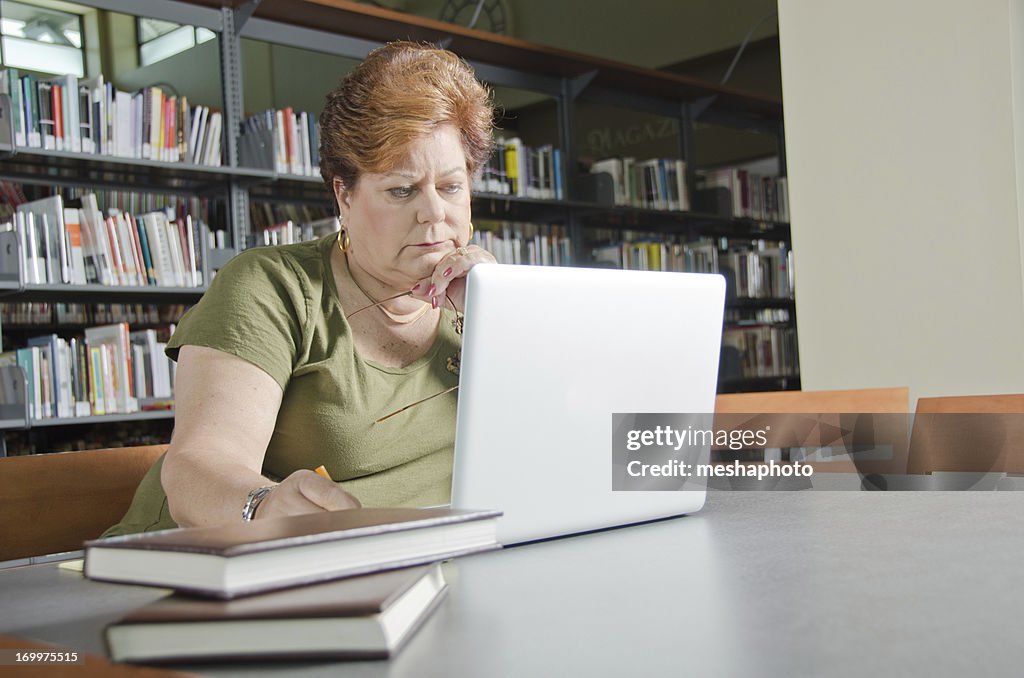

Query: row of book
left=251, top=201, right=333, bottom=232
left=474, top=137, right=564, bottom=200
left=0, top=71, right=223, bottom=166
left=725, top=246, right=794, bottom=300
left=3, top=193, right=207, bottom=288
left=0, top=303, right=187, bottom=327
left=253, top=217, right=339, bottom=248
left=589, top=235, right=793, bottom=299
left=725, top=307, right=793, bottom=326
left=697, top=167, right=790, bottom=222
left=722, top=324, right=800, bottom=379
left=590, top=157, right=690, bottom=211
left=0, top=323, right=176, bottom=421
left=470, top=221, right=573, bottom=267
left=60, top=186, right=223, bottom=228
left=3, top=182, right=232, bottom=256
left=592, top=238, right=718, bottom=273
left=240, top=108, right=321, bottom=177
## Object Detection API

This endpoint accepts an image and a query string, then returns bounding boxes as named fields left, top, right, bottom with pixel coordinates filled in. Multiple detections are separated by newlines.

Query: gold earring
left=338, top=228, right=350, bottom=253
left=468, top=222, right=474, bottom=241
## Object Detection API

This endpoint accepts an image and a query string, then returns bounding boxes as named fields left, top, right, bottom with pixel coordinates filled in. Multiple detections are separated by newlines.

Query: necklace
left=346, top=259, right=431, bottom=325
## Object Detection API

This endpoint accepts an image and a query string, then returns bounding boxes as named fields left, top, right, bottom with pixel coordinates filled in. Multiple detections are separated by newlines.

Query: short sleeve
left=165, top=248, right=311, bottom=389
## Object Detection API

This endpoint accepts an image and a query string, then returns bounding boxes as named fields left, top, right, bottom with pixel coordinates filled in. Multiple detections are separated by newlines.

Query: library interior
left=0, top=0, right=1022, bottom=675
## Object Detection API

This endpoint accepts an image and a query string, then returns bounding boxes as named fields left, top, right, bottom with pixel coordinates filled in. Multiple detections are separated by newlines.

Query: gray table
left=2, top=491, right=1022, bottom=678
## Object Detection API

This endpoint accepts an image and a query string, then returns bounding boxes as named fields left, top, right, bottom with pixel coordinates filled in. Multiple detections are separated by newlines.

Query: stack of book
left=5, top=193, right=207, bottom=288
left=590, top=157, right=690, bottom=211
left=474, top=137, right=564, bottom=200
left=0, top=322, right=176, bottom=420
left=0, top=70, right=223, bottom=166
left=85, top=507, right=502, bottom=663
left=471, top=220, right=572, bottom=266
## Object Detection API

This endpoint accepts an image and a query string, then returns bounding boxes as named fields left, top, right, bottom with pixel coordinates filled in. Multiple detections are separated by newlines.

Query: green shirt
left=103, top=233, right=461, bottom=536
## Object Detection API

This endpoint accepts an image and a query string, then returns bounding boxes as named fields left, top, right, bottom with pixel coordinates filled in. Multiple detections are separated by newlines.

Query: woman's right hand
left=255, top=470, right=362, bottom=520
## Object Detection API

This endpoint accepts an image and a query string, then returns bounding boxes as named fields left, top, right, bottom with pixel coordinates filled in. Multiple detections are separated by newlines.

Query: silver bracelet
left=242, top=485, right=275, bottom=522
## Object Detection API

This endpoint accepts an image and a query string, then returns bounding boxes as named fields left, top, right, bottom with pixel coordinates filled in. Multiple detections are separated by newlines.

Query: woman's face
left=336, top=123, right=472, bottom=288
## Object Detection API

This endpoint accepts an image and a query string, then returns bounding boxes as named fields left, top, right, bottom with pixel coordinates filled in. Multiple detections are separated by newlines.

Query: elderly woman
left=104, top=42, right=496, bottom=535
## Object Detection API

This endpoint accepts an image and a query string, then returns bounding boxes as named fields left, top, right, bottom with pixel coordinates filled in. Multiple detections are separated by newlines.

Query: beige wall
left=778, top=0, right=1024, bottom=404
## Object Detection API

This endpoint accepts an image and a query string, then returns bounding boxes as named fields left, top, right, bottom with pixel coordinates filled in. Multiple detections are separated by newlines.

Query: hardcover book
left=105, top=564, right=447, bottom=663
left=84, top=507, right=500, bottom=598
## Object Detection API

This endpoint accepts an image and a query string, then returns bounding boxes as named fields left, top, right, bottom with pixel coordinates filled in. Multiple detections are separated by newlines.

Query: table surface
left=1, top=491, right=1022, bottom=678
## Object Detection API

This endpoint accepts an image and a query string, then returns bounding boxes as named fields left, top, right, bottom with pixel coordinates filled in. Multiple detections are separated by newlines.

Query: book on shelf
left=129, top=328, right=174, bottom=401
left=251, top=201, right=335, bottom=236
left=0, top=302, right=188, bottom=327
left=470, top=221, right=572, bottom=266
left=721, top=242, right=793, bottom=299
left=590, top=157, right=689, bottom=211
left=251, top=216, right=339, bottom=248
left=14, top=195, right=66, bottom=284
left=84, top=507, right=501, bottom=599
left=2, top=318, right=176, bottom=421
left=721, top=323, right=800, bottom=379
left=726, top=307, right=793, bottom=326
left=26, top=334, right=76, bottom=418
left=0, top=69, right=222, bottom=166
left=1, top=191, right=208, bottom=288
left=15, top=345, right=40, bottom=420
left=590, top=236, right=718, bottom=273
left=474, top=137, right=563, bottom=200
left=84, top=322, right=137, bottom=415
left=587, top=234, right=794, bottom=300
left=105, top=564, right=447, bottom=663
left=239, top=107, right=320, bottom=176
left=696, top=166, right=789, bottom=222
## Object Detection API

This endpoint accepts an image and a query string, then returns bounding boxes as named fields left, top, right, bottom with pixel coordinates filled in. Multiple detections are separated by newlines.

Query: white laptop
left=451, top=264, right=726, bottom=545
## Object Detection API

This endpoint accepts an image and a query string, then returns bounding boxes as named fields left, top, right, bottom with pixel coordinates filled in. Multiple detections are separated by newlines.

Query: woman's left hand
left=411, top=244, right=496, bottom=312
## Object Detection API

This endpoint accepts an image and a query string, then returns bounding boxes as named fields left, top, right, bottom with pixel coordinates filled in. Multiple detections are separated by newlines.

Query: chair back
left=0, top=445, right=166, bottom=561
left=714, top=387, right=910, bottom=474
left=907, top=394, right=1024, bottom=475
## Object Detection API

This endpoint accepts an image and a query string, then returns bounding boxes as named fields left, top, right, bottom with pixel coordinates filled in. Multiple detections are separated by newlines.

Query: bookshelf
left=0, top=0, right=797, bottom=453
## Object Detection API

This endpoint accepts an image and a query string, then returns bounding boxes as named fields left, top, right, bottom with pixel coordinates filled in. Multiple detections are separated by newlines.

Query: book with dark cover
left=84, top=507, right=500, bottom=598
left=105, top=564, right=447, bottom=663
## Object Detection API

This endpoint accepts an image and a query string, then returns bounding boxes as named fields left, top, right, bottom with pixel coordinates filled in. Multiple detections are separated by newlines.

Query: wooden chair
left=0, top=445, right=166, bottom=562
left=713, top=387, right=910, bottom=474
left=907, top=394, right=1024, bottom=475
left=715, top=387, right=910, bottom=415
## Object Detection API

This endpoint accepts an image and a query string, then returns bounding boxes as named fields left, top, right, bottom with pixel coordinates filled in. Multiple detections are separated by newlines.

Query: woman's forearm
left=161, top=445, right=274, bottom=528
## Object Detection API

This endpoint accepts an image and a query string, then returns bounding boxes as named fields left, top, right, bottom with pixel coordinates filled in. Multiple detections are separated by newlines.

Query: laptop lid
left=451, top=264, right=725, bottom=545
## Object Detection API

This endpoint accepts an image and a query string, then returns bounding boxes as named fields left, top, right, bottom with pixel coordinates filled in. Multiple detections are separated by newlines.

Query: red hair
left=319, top=41, right=495, bottom=189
